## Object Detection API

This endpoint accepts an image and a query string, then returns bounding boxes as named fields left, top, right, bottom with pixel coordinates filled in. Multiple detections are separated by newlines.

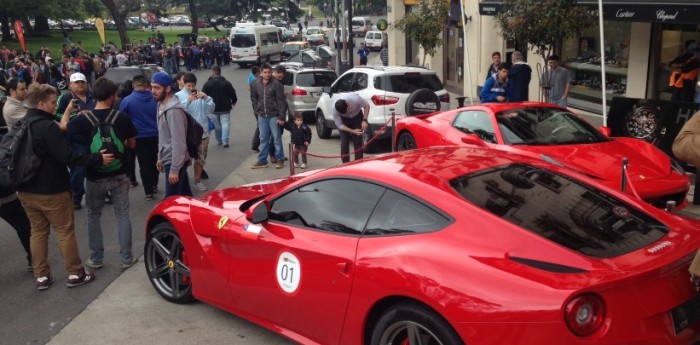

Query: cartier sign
left=615, top=9, right=635, bottom=18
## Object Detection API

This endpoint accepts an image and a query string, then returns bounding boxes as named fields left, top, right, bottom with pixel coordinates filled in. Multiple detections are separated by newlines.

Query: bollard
left=390, top=109, right=396, bottom=152
left=666, top=200, right=676, bottom=212
left=456, top=96, right=467, bottom=108
left=289, top=143, right=295, bottom=175
left=620, top=157, right=628, bottom=193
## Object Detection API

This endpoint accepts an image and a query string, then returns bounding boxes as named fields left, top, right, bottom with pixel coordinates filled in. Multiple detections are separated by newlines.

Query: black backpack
left=84, top=110, right=125, bottom=173
left=166, top=109, right=203, bottom=159
left=0, top=117, right=42, bottom=188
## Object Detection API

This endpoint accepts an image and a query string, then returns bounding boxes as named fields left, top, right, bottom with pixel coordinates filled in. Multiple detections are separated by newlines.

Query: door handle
left=336, top=262, right=350, bottom=276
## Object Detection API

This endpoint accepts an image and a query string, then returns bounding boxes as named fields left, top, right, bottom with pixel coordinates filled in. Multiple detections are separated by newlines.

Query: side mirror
left=322, top=86, right=332, bottom=96
left=598, top=126, right=611, bottom=137
left=461, top=134, right=487, bottom=147
left=246, top=202, right=270, bottom=224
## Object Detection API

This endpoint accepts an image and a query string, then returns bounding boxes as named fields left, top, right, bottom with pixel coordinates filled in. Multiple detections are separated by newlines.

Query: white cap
left=70, top=73, right=87, bottom=83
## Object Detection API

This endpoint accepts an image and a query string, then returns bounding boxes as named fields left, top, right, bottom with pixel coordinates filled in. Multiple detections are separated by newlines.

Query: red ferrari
left=394, top=102, right=690, bottom=210
left=145, top=146, right=700, bottom=345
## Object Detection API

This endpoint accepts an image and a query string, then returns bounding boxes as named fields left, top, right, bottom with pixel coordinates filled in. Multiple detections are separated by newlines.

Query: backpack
left=84, top=109, right=125, bottom=173
left=165, top=109, right=203, bottom=159
left=0, top=117, right=43, bottom=189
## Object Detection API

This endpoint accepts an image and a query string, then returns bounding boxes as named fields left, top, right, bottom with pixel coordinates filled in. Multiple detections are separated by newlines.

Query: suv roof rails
left=354, top=65, right=386, bottom=71
left=403, top=64, right=429, bottom=70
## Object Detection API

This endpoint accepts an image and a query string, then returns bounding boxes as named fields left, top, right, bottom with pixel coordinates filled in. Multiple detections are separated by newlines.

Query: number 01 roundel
left=276, top=252, right=301, bottom=294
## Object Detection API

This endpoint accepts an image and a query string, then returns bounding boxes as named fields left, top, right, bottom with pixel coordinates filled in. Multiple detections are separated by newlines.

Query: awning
left=479, top=0, right=700, bottom=25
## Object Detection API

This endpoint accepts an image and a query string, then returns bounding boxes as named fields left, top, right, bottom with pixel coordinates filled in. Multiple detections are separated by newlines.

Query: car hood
left=509, top=137, right=672, bottom=182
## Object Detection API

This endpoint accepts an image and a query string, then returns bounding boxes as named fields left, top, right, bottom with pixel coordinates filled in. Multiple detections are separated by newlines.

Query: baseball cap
left=70, top=73, right=87, bottom=83
left=151, top=71, right=173, bottom=87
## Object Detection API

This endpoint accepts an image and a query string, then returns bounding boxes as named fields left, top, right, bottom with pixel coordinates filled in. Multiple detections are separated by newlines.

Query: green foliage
left=392, top=0, right=448, bottom=66
left=495, top=0, right=595, bottom=62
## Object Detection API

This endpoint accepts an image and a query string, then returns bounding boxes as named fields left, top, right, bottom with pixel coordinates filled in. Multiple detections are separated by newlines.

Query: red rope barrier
left=294, top=115, right=396, bottom=159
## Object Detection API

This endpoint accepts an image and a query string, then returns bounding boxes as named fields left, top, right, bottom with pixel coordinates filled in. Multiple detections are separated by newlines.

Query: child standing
left=285, top=113, right=312, bottom=168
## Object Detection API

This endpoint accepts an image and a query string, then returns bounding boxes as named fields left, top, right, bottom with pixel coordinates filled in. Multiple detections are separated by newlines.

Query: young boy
left=284, top=113, right=312, bottom=168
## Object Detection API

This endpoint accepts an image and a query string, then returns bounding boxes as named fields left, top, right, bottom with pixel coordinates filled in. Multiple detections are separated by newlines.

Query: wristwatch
left=624, top=104, right=663, bottom=143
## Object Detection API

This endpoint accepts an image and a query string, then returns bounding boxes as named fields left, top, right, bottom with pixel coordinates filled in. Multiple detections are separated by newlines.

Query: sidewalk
left=48, top=131, right=700, bottom=344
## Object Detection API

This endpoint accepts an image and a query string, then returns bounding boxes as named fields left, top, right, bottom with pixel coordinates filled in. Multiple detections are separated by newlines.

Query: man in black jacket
left=202, top=65, right=237, bottom=147
left=16, top=84, right=113, bottom=291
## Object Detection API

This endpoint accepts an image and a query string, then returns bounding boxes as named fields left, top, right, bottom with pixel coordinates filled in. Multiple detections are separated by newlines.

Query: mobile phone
left=191, top=89, right=197, bottom=94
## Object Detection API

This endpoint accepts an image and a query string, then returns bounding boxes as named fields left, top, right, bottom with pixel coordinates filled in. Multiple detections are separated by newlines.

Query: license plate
left=671, top=293, right=700, bottom=334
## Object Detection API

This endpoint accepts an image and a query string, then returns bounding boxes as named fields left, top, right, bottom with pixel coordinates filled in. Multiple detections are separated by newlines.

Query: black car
left=103, top=65, right=163, bottom=89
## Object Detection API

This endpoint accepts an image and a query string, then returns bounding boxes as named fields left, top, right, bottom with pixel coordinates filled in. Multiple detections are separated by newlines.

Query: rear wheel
left=396, top=132, right=417, bottom=151
left=316, top=110, right=332, bottom=139
left=145, top=223, right=194, bottom=304
left=370, top=302, right=464, bottom=345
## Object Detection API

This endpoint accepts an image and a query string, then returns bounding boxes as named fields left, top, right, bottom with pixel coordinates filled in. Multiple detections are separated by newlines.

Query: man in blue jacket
left=480, top=64, right=510, bottom=103
left=119, top=75, right=159, bottom=201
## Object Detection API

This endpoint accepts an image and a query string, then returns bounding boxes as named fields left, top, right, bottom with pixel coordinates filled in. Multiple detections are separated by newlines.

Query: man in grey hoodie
left=151, top=72, right=192, bottom=197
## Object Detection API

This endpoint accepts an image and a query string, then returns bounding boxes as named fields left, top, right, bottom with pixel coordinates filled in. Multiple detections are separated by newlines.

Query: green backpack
left=84, top=110, right=124, bottom=173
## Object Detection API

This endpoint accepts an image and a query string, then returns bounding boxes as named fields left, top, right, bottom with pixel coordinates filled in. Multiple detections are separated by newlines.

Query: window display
left=561, top=21, right=631, bottom=111
left=655, top=24, right=700, bottom=101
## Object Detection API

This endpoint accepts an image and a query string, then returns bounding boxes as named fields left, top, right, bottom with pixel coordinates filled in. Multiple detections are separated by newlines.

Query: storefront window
left=655, top=24, right=700, bottom=101
left=561, top=21, right=632, bottom=112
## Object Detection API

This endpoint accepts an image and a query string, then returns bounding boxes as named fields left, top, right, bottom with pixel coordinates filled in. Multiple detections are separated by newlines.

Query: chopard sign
left=657, top=10, right=679, bottom=21
left=615, top=9, right=635, bottom=18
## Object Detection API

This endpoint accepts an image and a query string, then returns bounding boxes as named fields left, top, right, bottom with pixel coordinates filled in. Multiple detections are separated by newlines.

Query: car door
left=227, top=178, right=385, bottom=345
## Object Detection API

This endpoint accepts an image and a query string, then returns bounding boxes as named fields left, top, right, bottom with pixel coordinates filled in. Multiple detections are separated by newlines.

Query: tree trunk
left=101, top=0, right=131, bottom=50
left=35, top=15, right=50, bottom=33
left=0, top=14, right=12, bottom=42
left=189, top=1, right=199, bottom=35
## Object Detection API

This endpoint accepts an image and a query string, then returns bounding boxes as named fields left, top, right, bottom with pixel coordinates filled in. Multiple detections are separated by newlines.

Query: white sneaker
left=294, top=163, right=299, bottom=168
left=194, top=182, right=208, bottom=191
left=300, top=163, right=307, bottom=169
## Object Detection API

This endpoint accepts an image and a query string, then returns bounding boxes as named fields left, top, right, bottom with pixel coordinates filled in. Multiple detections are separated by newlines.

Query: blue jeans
left=551, top=98, right=567, bottom=108
left=69, top=144, right=87, bottom=206
left=164, top=162, right=193, bottom=198
left=258, top=116, right=284, bottom=163
left=85, top=173, right=133, bottom=264
left=210, top=111, right=231, bottom=145
left=163, top=59, right=172, bottom=74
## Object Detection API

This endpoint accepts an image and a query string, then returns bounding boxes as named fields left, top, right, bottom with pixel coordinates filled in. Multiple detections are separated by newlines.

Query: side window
left=260, top=33, right=269, bottom=46
left=333, top=73, right=356, bottom=93
left=283, top=72, right=293, bottom=86
left=270, top=179, right=385, bottom=235
left=452, top=111, right=497, bottom=143
left=365, top=190, right=451, bottom=235
left=269, top=32, right=279, bottom=44
left=354, top=73, right=368, bottom=90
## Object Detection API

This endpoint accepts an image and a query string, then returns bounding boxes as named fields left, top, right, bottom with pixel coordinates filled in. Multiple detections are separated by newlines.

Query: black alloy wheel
left=370, top=302, right=464, bottom=345
left=145, top=223, right=194, bottom=304
left=396, top=132, right=417, bottom=151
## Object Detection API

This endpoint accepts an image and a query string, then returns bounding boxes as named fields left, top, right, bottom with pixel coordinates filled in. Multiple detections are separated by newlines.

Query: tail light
left=291, top=88, right=308, bottom=96
left=439, top=93, right=450, bottom=104
left=565, top=293, right=605, bottom=337
left=371, top=95, right=399, bottom=106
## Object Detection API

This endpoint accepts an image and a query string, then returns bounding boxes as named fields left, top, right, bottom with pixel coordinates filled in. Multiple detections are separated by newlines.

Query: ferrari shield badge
left=218, top=216, right=229, bottom=230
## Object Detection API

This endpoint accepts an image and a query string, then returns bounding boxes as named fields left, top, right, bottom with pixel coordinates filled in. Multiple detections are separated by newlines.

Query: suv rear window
left=296, top=71, right=338, bottom=87
left=450, top=163, right=668, bottom=258
left=231, top=34, right=255, bottom=48
left=374, top=73, right=444, bottom=93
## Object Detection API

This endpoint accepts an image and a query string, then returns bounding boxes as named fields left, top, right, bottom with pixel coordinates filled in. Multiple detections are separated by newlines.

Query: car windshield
left=374, top=73, right=444, bottom=93
left=451, top=163, right=668, bottom=258
left=306, top=28, right=321, bottom=35
left=308, top=34, right=324, bottom=40
left=104, top=69, right=139, bottom=88
left=496, top=107, right=609, bottom=145
left=231, top=34, right=255, bottom=48
left=283, top=45, right=301, bottom=52
left=296, top=71, right=337, bottom=87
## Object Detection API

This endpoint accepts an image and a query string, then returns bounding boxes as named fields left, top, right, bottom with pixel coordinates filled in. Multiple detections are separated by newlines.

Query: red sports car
left=394, top=102, right=690, bottom=210
left=145, top=146, right=700, bottom=345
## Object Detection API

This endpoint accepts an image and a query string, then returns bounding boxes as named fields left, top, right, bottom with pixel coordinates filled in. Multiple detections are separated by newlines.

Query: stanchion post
left=390, top=108, right=396, bottom=152
left=289, top=143, right=295, bottom=175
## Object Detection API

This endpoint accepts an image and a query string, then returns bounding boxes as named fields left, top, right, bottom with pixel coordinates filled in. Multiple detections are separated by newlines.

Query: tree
left=392, top=0, right=448, bottom=66
left=495, top=0, right=595, bottom=63
left=101, top=0, right=141, bottom=50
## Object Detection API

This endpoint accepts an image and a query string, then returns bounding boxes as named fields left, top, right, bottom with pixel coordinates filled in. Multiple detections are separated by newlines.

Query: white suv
left=315, top=66, right=450, bottom=152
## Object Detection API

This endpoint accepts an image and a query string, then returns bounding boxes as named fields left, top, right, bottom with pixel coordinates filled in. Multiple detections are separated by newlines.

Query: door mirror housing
left=461, top=134, right=487, bottom=147
left=246, top=202, right=270, bottom=224
left=598, top=126, right=611, bottom=137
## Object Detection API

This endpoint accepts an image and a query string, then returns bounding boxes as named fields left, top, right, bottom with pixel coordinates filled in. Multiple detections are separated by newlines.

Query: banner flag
left=13, top=20, right=25, bottom=52
left=95, top=18, right=106, bottom=45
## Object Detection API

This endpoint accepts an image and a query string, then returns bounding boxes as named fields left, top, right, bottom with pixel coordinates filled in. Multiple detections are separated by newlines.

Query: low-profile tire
left=316, top=110, right=332, bottom=139
left=396, top=132, right=417, bottom=151
left=370, top=302, right=464, bottom=345
left=145, top=223, right=194, bottom=304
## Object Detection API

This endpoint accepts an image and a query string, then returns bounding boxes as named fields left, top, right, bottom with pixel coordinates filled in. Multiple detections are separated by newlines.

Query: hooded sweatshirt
left=480, top=73, right=509, bottom=103
left=157, top=96, right=189, bottom=172
left=119, top=89, right=158, bottom=138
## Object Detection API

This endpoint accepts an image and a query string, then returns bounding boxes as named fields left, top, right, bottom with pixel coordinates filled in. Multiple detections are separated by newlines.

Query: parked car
left=364, top=30, right=385, bottom=51
left=103, top=64, right=163, bottom=90
left=280, top=49, right=325, bottom=69
left=315, top=65, right=450, bottom=152
left=394, top=102, right=691, bottom=210
left=305, top=33, right=326, bottom=47
left=315, top=45, right=336, bottom=70
left=279, top=65, right=337, bottom=123
left=281, top=41, right=310, bottom=61
left=144, top=144, right=700, bottom=345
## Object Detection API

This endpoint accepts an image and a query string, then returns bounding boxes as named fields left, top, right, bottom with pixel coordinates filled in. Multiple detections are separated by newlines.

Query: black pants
left=135, top=137, right=159, bottom=196
left=252, top=114, right=261, bottom=150
left=125, top=147, right=137, bottom=183
left=0, top=198, right=32, bottom=265
left=339, top=113, right=363, bottom=163
left=293, top=144, right=308, bottom=164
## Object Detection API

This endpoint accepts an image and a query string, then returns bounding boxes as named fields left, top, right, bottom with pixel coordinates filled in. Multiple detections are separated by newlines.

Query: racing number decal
left=276, top=252, right=301, bottom=294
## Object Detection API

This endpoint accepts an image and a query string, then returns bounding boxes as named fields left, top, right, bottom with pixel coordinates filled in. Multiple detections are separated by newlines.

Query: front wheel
left=396, top=132, right=417, bottom=151
left=145, top=223, right=194, bottom=304
left=370, top=302, right=464, bottom=345
left=316, top=110, right=332, bottom=139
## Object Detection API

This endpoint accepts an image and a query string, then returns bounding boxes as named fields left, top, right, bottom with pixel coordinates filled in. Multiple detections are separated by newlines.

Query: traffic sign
left=376, top=19, right=388, bottom=31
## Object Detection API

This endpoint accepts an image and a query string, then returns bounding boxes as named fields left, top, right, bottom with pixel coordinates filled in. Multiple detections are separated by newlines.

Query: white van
left=229, top=24, right=283, bottom=67
left=351, top=17, right=371, bottom=36
left=364, top=31, right=384, bottom=51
